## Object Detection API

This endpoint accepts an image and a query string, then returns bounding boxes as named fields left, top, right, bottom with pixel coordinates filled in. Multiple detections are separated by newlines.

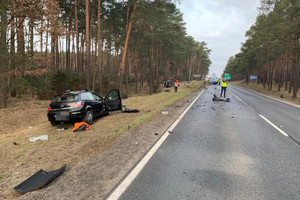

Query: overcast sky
left=177, top=0, right=261, bottom=77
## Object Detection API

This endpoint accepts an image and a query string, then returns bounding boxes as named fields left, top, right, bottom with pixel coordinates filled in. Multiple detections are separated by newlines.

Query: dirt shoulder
left=231, top=80, right=300, bottom=108
left=17, top=89, right=201, bottom=200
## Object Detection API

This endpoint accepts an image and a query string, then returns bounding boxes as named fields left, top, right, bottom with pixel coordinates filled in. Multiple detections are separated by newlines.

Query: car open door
left=104, top=89, right=122, bottom=111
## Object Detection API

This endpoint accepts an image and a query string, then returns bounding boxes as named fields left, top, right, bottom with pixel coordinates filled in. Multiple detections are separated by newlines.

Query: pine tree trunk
left=55, top=36, right=59, bottom=70
left=155, top=46, right=159, bottom=93
left=29, top=18, right=34, bottom=57
left=66, top=10, right=72, bottom=77
left=97, top=0, right=102, bottom=94
left=120, top=0, right=138, bottom=94
left=134, top=41, right=139, bottom=94
left=0, top=3, right=8, bottom=108
left=75, top=0, right=80, bottom=71
left=149, top=41, right=153, bottom=95
left=125, top=53, right=129, bottom=96
left=40, top=17, right=43, bottom=58
left=10, top=9, right=16, bottom=97
left=85, top=0, right=90, bottom=89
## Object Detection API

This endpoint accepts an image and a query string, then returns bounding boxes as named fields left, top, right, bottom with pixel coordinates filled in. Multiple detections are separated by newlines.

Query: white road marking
left=228, top=90, right=247, bottom=104
left=106, top=90, right=205, bottom=200
left=259, top=114, right=289, bottom=137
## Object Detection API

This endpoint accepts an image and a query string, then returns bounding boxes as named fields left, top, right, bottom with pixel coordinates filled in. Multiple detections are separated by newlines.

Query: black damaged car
left=47, top=89, right=122, bottom=126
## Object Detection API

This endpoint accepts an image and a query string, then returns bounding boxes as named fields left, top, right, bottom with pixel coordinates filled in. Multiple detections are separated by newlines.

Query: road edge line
left=106, top=90, right=204, bottom=200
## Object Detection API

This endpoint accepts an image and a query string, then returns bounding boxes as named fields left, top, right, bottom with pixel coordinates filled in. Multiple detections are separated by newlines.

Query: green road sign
left=224, top=73, right=231, bottom=80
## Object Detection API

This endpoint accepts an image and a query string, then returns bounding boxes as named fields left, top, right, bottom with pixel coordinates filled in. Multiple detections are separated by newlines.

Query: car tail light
left=48, top=106, right=52, bottom=111
left=75, top=101, right=84, bottom=108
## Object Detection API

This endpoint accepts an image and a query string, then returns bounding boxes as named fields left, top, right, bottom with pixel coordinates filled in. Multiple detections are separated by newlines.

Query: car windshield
left=51, top=94, right=79, bottom=103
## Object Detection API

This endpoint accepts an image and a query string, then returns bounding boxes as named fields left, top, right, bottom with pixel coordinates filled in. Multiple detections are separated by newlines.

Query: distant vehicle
left=209, top=74, right=218, bottom=85
left=164, top=80, right=173, bottom=88
left=47, top=89, right=122, bottom=126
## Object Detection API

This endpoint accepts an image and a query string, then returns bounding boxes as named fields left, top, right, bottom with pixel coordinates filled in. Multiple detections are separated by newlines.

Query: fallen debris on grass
left=57, top=127, right=67, bottom=131
left=72, top=122, right=91, bottom=132
left=14, top=165, right=66, bottom=194
left=122, top=108, right=139, bottom=113
left=29, top=135, right=48, bottom=142
left=162, top=110, right=168, bottom=115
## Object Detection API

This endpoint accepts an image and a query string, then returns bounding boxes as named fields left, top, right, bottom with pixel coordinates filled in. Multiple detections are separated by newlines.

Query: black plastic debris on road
left=212, top=94, right=224, bottom=102
left=14, top=165, right=66, bottom=194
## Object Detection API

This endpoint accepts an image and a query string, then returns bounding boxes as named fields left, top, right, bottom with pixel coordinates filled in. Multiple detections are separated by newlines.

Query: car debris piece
left=29, top=135, right=48, bottom=142
left=162, top=110, right=168, bottom=115
left=14, top=165, right=66, bottom=194
left=72, top=122, right=91, bottom=132
left=57, top=127, right=67, bottom=131
left=122, top=108, right=139, bottom=113
left=212, top=94, right=224, bottom=102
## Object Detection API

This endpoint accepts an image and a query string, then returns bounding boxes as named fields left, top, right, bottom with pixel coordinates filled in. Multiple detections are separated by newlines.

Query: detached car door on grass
left=105, top=89, right=122, bottom=111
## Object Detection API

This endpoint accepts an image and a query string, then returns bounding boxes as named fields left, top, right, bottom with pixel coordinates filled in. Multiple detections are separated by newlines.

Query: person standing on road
left=220, top=78, right=228, bottom=98
left=174, top=80, right=179, bottom=92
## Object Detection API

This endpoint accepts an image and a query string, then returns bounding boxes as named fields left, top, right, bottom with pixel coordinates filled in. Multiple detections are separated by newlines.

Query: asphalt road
left=117, top=85, right=300, bottom=200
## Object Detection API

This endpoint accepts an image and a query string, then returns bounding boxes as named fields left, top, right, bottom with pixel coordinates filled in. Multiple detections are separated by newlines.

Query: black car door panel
left=104, top=89, right=122, bottom=111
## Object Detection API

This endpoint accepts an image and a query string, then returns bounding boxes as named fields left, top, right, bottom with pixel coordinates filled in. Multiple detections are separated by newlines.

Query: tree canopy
left=223, top=0, right=300, bottom=98
left=0, top=0, right=211, bottom=108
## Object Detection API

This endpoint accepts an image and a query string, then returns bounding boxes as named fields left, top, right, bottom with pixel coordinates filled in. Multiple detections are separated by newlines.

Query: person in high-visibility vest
left=217, top=78, right=221, bottom=85
left=174, top=80, right=179, bottom=92
left=220, top=78, right=228, bottom=98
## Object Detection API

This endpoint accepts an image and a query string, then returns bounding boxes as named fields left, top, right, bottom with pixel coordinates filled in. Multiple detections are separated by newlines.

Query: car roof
left=59, top=90, right=90, bottom=95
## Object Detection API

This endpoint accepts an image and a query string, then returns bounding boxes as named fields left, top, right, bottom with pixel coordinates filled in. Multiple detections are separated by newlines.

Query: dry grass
left=0, top=82, right=203, bottom=199
left=231, top=80, right=300, bottom=106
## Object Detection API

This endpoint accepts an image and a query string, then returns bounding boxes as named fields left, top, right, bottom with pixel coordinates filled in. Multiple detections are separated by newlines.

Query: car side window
left=107, top=90, right=119, bottom=101
left=80, top=93, right=89, bottom=100
left=92, top=93, right=102, bottom=101
left=85, top=92, right=95, bottom=100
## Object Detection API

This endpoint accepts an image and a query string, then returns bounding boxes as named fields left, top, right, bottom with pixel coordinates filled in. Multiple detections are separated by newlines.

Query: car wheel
left=84, top=110, right=93, bottom=125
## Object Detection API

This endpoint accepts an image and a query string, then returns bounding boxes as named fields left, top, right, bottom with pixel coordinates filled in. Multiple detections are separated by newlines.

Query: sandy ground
left=2, top=90, right=200, bottom=200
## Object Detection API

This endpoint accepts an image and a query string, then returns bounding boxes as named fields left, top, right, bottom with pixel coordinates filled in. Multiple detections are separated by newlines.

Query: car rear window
left=51, top=94, right=79, bottom=103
